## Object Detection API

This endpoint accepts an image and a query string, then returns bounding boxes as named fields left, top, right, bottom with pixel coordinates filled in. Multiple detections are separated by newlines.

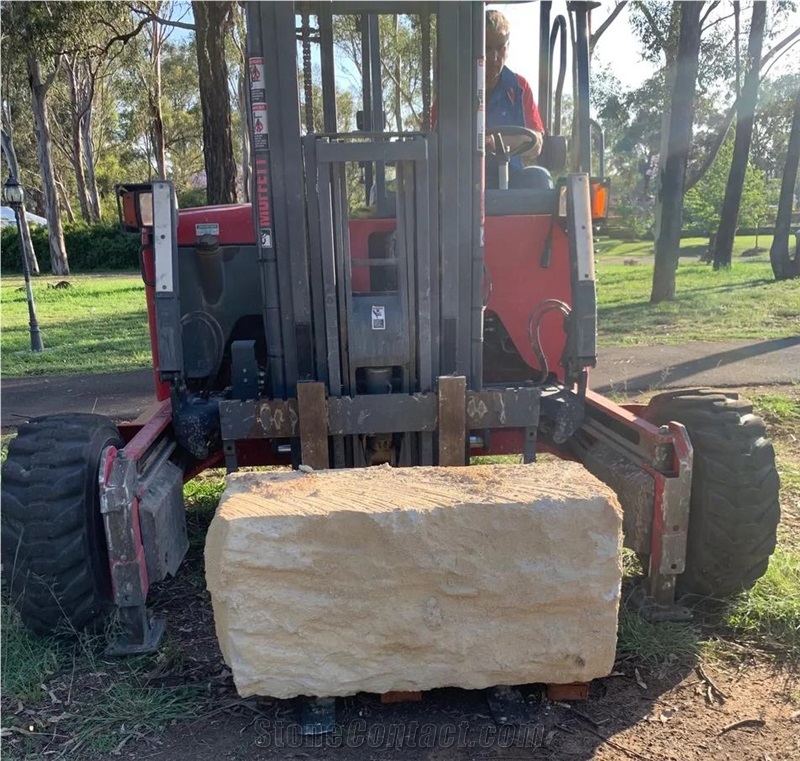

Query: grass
left=617, top=606, right=702, bottom=667
left=722, top=549, right=800, bottom=659
left=0, top=475, right=221, bottom=758
left=63, top=681, right=203, bottom=755
left=616, top=550, right=800, bottom=670
left=751, top=388, right=800, bottom=551
left=595, top=234, right=775, bottom=260
left=617, top=550, right=800, bottom=669
left=0, top=601, right=62, bottom=703
left=184, top=474, right=226, bottom=576
left=0, top=476, right=214, bottom=758
left=778, top=455, right=800, bottom=518
left=596, top=260, right=800, bottom=346
left=0, top=273, right=150, bottom=377
left=749, top=391, right=800, bottom=424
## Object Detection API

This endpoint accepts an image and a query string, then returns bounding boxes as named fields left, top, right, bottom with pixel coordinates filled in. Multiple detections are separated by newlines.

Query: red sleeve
left=518, top=75, right=545, bottom=134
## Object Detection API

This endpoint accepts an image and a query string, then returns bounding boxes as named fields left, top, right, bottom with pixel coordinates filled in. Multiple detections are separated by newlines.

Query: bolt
left=659, top=425, right=670, bottom=435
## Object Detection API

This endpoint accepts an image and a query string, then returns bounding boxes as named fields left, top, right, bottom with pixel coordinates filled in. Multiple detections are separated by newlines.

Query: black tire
left=645, top=389, right=780, bottom=599
left=1, top=414, right=122, bottom=635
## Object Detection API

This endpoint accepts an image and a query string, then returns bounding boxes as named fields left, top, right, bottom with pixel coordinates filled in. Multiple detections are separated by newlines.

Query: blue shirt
left=487, top=66, right=545, bottom=174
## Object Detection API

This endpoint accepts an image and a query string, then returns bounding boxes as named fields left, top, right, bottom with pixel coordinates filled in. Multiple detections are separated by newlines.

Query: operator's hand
left=485, top=131, right=544, bottom=157
left=530, top=130, right=544, bottom=158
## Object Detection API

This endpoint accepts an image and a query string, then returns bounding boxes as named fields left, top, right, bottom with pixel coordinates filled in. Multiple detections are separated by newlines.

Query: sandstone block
left=205, top=462, right=622, bottom=699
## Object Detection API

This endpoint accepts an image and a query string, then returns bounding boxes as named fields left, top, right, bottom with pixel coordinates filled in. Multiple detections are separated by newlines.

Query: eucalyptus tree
left=712, top=1, right=767, bottom=269
left=770, top=86, right=800, bottom=281
left=650, top=1, right=704, bottom=303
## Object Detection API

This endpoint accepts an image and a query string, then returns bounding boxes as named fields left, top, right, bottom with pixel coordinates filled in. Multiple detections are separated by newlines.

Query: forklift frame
left=106, top=1, right=692, bottom=654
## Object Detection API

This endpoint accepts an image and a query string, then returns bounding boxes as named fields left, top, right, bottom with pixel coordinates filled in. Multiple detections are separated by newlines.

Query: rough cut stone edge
left=206, top=464, right=623, bottom=698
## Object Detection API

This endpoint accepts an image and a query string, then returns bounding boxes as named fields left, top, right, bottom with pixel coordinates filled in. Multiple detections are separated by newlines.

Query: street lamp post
left=3, top=175, right=44, bottom=352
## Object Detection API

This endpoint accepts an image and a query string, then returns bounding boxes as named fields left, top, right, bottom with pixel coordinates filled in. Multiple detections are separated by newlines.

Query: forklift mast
left=235, top=1, right=598, bottom=470
left=245, top=1, right=486, bottom=396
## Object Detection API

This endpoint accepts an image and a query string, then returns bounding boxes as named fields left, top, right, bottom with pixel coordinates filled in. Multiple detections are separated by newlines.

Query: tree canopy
left=1, top=0, right=798, bottom=285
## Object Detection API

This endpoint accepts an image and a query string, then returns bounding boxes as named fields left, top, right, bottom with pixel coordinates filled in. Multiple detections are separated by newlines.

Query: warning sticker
left=195, top=222, right=219, bottom=237
left=249, top=57, right=265, bottom=102
left=252, top=103, right=268, bottom=150
left=371, top=305, right=386, bottom=330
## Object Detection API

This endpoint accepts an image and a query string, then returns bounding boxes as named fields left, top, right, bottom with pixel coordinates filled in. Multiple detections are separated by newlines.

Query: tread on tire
left=645, top=389, right=780, bottom=599
left=1, top=414, right=122, bottom=634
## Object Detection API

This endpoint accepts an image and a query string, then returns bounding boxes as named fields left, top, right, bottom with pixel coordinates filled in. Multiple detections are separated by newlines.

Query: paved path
left=2, top=337, right=798, bottom=430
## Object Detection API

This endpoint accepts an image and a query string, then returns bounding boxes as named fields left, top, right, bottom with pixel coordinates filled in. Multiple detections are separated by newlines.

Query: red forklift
left=2, top=1, right=779, bottom=657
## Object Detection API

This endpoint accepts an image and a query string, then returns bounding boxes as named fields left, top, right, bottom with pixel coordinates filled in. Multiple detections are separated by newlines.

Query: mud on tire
left=1, top=414, right=122, bottom=634
left=645, top=389, right=780, bottom=599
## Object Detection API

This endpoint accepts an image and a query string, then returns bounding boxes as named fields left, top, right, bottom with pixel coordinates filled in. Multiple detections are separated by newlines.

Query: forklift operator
left=484, top=9, right=552, bottom=191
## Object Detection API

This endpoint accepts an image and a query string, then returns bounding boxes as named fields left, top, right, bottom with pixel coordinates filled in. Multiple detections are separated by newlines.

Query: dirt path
left=122, top=661, right=800, bottom=761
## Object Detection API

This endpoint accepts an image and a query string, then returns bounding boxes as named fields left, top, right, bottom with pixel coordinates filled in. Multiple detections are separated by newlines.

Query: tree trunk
left=393, top=16, right=403, bottom=132
left=713, top=1, right=767, bottom=269
left=150, top=17, right=167, bottom=179
left=79, top=59, right=101, bottom=221
left=734, top=2, right=741, bottom=99
left=82, top=103, right=102, bottom=221
left=770, top=86, right=800, bottom=280
left=650, top=2, right=703, bottom=304
left=193, top=0, right=238, bottom=205
left=65, top=60, right=92, bottom=222
left=28, top=53, right=69, bottom=275
left=0, top=127, right=40, bottom=275
left=56, top=172, right=76, bottom=224
left=71, top=117, right=92, bottom=222
left=651, top=3, right=681, bottom=248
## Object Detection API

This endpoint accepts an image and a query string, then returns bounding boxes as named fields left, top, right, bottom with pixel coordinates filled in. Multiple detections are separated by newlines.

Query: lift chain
left=300, top=12, right=314, bottom=133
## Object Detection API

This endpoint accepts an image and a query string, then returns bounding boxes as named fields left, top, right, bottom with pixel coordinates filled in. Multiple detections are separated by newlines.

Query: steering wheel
left=488, top=125, right=541, bottom=158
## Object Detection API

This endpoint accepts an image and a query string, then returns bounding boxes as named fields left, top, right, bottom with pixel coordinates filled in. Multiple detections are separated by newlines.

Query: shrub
left=177, top=187, right=209, bottom=209
left=1, top=221, right=140, bottom=274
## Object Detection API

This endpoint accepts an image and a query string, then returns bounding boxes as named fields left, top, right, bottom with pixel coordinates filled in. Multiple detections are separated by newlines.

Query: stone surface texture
left=205, top=462, right=623, bottom=699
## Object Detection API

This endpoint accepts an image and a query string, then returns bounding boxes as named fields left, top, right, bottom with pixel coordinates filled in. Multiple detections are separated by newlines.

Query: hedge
left=1, top=222, right=140, bottom=274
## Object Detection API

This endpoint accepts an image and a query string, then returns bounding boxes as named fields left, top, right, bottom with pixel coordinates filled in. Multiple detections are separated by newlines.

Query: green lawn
left=1, top=273, right=150, bottom=377
left=1, top=234, right=798, bottom=378
left=595, top=234, right=774, bottom=260
left=596, top=259, right=799, bottom=346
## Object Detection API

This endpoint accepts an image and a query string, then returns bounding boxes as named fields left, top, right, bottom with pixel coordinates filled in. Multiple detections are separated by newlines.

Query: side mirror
left=115, top=184, right=154, bottom=233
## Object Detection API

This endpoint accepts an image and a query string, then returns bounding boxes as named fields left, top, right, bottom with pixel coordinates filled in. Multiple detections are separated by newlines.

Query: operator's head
left=486, top=9, right=511, bottom=91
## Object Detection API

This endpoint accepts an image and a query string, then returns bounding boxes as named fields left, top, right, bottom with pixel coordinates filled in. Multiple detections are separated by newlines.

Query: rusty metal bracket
left=218, top=382, right=541, bottom=441
left=439, top=376, right=467, bottom=465
left=646, top=421, right=693, bottom=607
left=99, top=400, right=174, bottom=655
left=100, top=446, right=164, bottom=655
left=297, top=382, right=331, bottom=469
left=575, top=392, right=694, bottom=614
